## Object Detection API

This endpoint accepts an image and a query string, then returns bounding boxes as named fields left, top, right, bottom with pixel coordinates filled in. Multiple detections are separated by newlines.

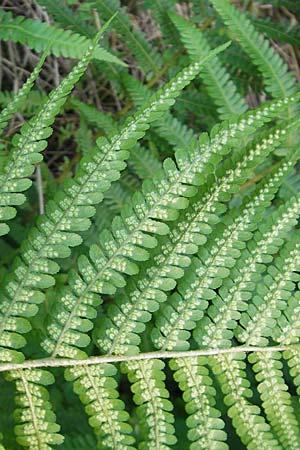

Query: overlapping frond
left=194, top=191, right=300, bottom=349
left=170, top=356, right=228, bottom=450
left=7, top=369, right=63, bottom=449
left=94, top=0, right=162, bottom=74
left=0, top=50, right=48, bottom=135
left=0, top=44, right=230, bottom=362
left=123, top=359, right=176, bottom=449
left=40, top=90, right=293, bottom=360
left=170, top=12, right=247, bottom=119
left=210, top=353, right=280, bottom=449
left=0, top=36, right=97, bottom=236
left=0, top=9, right=123, bottom=64
left=65, top=364, right=135, bottom=450
left=210, top=0, right=297, bottom=98
left=249, top=351, right=300, bottom=450
left=153, top=154, right=297, bottom=351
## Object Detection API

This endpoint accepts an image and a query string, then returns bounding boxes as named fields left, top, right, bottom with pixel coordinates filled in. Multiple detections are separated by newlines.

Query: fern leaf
left=236, top=237, right=300, bottom=346
left=123, top=359, right=176, bottom=449
left=210, top=353, right=280, bottom=449
left=121, top=73, right=197, bottom=149
left=194, top=191, right=300, bottom=349
left=210, top=0, right=297, bottom=98
left=7, top=369, right=63, bottom=449
left=37, top=0, right=88, bottom=35
left=94, top=0, right=162, bottom=74
left=152, top=151, right=298, bottom=351
left=96, top=125, right=291, bottom=356
left=169, top=12, right=248, bottom=119
left=0, top=50, right=48, bottom=135
left=0, top=44, right=231, bottom=362
left=0, top=9, right=124, bottom=65
left=41, top=98, right=298, bottom=360
left=170, top=356, right=229, bottom=450
left=0, top=36, right=98, bottom=236
left=65, top=364, right=135, bottom=450
left=249, top=351, right=300, bottom=450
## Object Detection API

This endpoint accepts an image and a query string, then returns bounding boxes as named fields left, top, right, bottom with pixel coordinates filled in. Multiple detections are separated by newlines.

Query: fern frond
left=123, top=359, right=176, bottom=449
left=169, top=12, right=248, bottom=120
left=170, top=356, right=229, bottom=450
left=194, top=190, right=300, bottom=349
left=0, top=50, right=48, bottom=135
left=7, top=369, right=63, bottom=449
left=152, top=153, right=297, bottom=351
left=37, top=0, right=88, bottom=35
left=93, top=115, right=293, bottom=356
left=40, top=70, right=289, bottom=360
left=210, top=0, right=297, bottom=98
left=121, top=73, right=197, bottom=149
left=0, top=37, right=97, bottom=236
left=236, top=237, right=300, bottom=346
left=249, top=351, right=300, bottom=450
left=210, top=353, right=280, bottom=449
left=65, top=364, right=135, bottom=450
left=0, top=9, right=124, bottom=65
left=94, top=0, right=162, bottom=74
left=0, top=44, right=230, bottom=362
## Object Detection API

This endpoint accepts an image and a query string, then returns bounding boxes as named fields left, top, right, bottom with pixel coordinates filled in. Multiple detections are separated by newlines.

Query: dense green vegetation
left=1, top=0, right=300, bottom=448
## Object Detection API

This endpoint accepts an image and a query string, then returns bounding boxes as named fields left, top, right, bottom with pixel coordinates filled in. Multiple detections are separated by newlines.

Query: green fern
left=0, top=9, right=124, bottom=65
left=169, top=11, right=248, bottom=120
left=1, top=3, right=300, bottom=449
left=210, top=0, right=297, bottom=99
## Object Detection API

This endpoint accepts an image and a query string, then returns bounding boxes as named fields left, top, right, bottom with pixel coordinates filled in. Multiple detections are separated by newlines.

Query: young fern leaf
left=236, top=237, right=300, bottom=346
left=94, top=0, right=162, bottom=74
left=65, top=364, right=135, bottom=450
left=0, top=9, right=124, bottom=65
left=249, top=351, right=300, bottom=450
left=123, top=359, right=176, bottom=449
left=6, top=369, right=63, bottom=449
left=0, top=43, right=230, bottom=363
left=153, top=153, right=296, bottom=351
left=0, top=49, right=48, bottom=136
left=170, top=356, right=229, bottom=450
left=95, top=125, right=290, bottom=356
left=169, top=11, right=248, bottom=119
left=194, top=192, right=300, bottom=349
left=0, top=33, right=100, bottom=236
left=210, top=0, right=298, bottom=98
left=210, top=353, right=280, bottom=449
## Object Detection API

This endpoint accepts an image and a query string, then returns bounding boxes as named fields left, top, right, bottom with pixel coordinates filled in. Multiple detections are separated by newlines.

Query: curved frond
left=210, top=353, right=280, bottom=449
left=0, top=37, right=97, bottom=236
left=169, top=11, right=248, bottom=119
left=123, top=359, right=176, bottom=449
left=170, top=356, right=228, bottom=450
left=249, top=351, right=300, bottom=450
left=7, top=369, right=63, bottom=449
left=95, top=125, right=288, bottom=356
left=210, top=0, right=297, bottom=98
left=0, top=9, right=124, bottom=65
left=194, top=191, right=300, bottom=349
left=0, top=50, right=48, bottom=136
left=153, top=154, right=296, bottom=351
left=65, top=364, right=135, bottom=450
left=236, top=237, right=300, bottom=346
left=0, top=49, right=227, bottom=362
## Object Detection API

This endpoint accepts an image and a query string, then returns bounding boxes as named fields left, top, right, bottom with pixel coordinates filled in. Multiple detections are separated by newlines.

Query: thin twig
left=0, top=344, right=299, bottom=373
